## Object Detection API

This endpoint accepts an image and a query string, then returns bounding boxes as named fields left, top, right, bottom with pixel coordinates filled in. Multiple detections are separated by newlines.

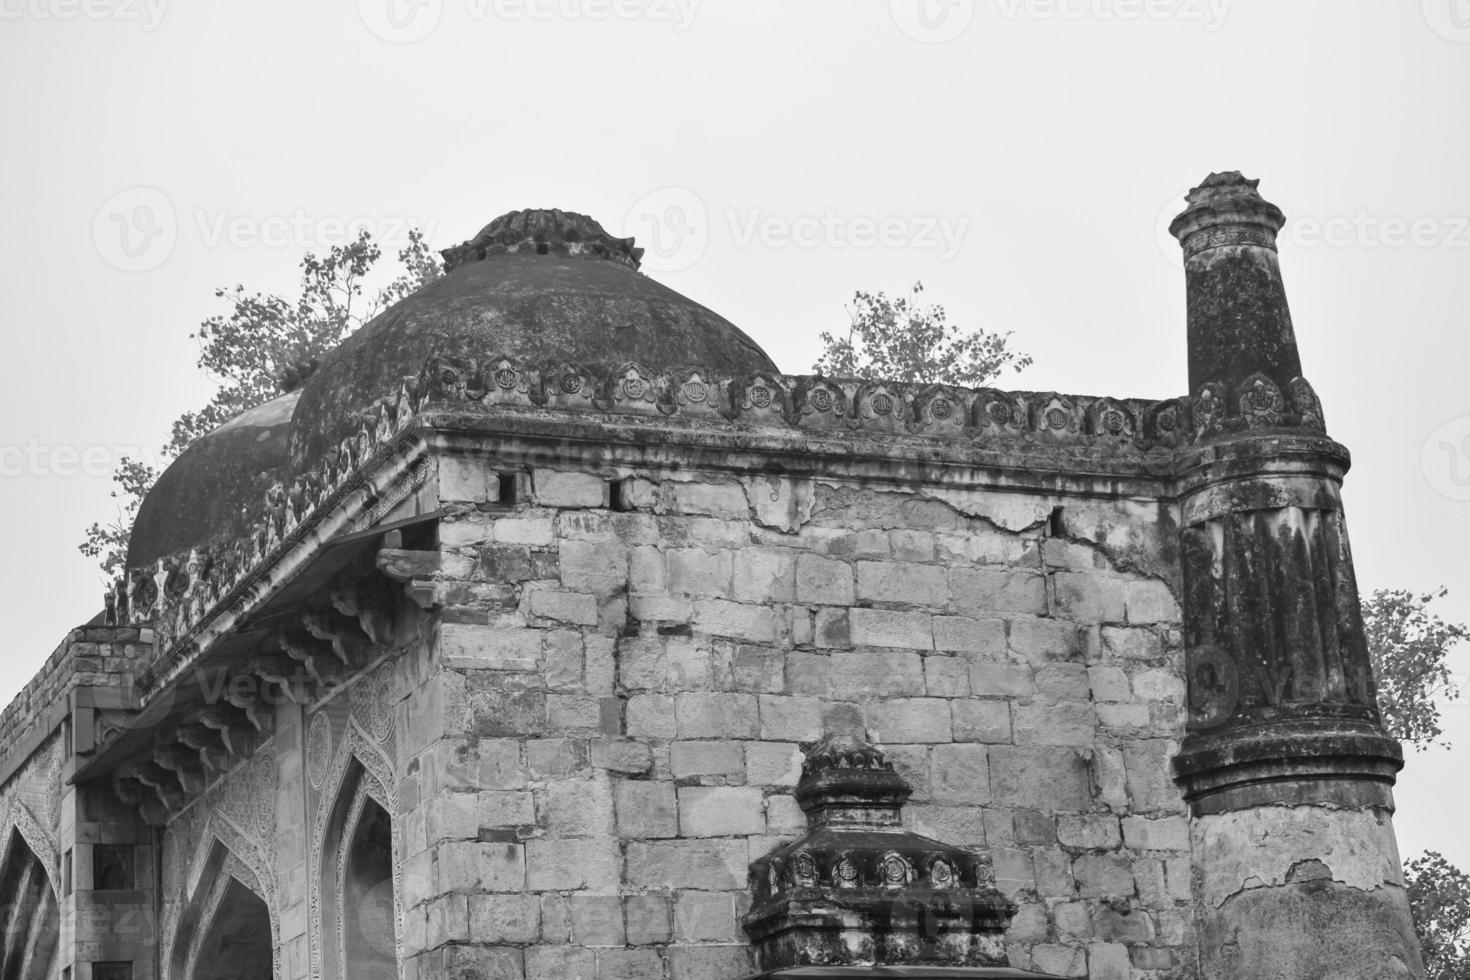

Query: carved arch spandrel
left=309, top=722, right=403, bottom=980
left=167, top=834, right=280, bottom=980
left=0, top=800, right=60, bottom=898
left=0, top=814, right=60, bottom=980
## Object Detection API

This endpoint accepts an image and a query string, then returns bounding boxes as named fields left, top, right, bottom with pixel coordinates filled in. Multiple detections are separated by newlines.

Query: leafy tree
left=1363, top=589, right=1470, bottom=970
left=1406, top=852, right=1470, bottom=979
left=1362, top=587, right=1469, bottom=750
left=814, top=281, right=1031, bottom=386
left=79, top=229, right=442, bottom=578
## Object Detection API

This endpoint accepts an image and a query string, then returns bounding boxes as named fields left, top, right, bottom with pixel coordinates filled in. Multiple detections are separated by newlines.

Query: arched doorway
left=191, top=879, right=272, bottom=980
left=168, top=842, right=275, bottom=980
left=0, top=829, right=58, bottom=980
left=317, top=755, right=399, bottom=980
left=340, top=798, right=395, bottom=980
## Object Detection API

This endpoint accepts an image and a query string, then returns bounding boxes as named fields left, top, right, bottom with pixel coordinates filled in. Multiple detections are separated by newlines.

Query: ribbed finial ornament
left=1168, top=170, right=1287, bottom=260
left=440, top=208, right=644, bottom=272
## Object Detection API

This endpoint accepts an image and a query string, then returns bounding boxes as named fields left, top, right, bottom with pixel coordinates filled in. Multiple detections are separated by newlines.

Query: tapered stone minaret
left=1168, top=173, right=1424, bottom=978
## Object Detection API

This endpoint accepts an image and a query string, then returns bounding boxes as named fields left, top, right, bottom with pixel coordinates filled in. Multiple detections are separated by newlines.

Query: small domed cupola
left=744, top=736, right=1033, bottom=974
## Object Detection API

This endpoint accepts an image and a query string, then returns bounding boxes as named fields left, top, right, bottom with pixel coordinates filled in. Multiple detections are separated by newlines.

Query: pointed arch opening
left=0, top=827, right=58, bottom=980
left=318, top=756, right=399, bottom=980
left=169, top=841, right=274, bottom=980
left=191, top=879, right=272, bottom=980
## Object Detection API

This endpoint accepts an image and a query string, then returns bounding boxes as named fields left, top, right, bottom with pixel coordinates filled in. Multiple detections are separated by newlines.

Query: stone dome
left=126, top=391, right=300, bottom=569
left=287, top=208, right=779, bottom=470
left=125, top=209, right=777, bottom=569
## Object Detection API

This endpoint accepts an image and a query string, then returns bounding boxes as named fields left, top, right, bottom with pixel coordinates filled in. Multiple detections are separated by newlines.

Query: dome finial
left=440, top=208, right=643, bottom=272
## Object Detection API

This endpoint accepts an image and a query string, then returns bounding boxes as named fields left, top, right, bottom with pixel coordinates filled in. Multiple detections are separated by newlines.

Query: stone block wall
left=0, top=628, right=152, bottom=980
left=407, top=456, right=1193, bottom=979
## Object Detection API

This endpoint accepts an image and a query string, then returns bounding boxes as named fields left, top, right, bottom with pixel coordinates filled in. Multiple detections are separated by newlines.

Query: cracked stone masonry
left=0, top=178, right=1425, bottom=979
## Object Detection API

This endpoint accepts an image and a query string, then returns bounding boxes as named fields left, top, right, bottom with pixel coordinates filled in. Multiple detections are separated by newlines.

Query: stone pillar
left=1168, top=172, right=1424, bottom=979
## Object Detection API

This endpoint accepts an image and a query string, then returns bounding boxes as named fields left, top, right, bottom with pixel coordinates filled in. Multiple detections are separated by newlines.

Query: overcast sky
left=2, top=0, right=1467, bottom=864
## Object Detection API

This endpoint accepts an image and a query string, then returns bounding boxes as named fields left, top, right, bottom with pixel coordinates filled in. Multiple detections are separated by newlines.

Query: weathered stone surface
left=534, top=469, right=607, bottom=508
left=626, top=840, right=749, bottom=890
left=848, top=608, right=933, bottom=650
left=24, top=182, right=1421, bottom=980
left=856, top=560, right=950, bottom=606
left=615, top=781, right=678, bottom=839
left=866, top=697, right=952, bottom=743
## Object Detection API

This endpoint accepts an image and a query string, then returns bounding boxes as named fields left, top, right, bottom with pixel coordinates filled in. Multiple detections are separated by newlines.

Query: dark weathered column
left=1169, top=173, right=1424, bottom=979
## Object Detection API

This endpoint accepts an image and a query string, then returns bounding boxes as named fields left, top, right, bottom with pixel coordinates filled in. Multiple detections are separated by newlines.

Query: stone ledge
left=1172, top=719, right=1403, bottom=816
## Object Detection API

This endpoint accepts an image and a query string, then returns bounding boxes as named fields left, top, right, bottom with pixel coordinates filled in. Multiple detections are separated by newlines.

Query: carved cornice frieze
left=105, top=355, right=1330, bottom=698
left=108, top=380, right=422, bottom=664
left=417, top=355, right=1325, bottom=448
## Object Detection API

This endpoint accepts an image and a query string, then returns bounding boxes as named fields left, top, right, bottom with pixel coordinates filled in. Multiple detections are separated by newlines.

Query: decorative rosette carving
left=879, top=851, right=912, bottom=887
left=602, top=362, right=664, bottom=415
left=851, top=380, right=908, bottom=432
left=792, top=377, right=847, bottom=428
left=732, top=371, right=788, bottom=421
left=542, top=361, right=597, bottom=410
left=912, top=384, right=969, bottom=437
left=1087, top=398, right=1137, bottom=444
left=477, top=355, right=538, bottom=407
left=306, top=712, right=332, bottom=791
left=1146, top=398, right=1189, bottom=449
left=669, top=366, right=725, bottom=419
left=426, top=355, right=475, bottom=402
left=972, top=388, right=1023, bottom=439
left=1192, top=382, right=1227, bottom=441
left=1237, top=372, right=1286, bottom=428
left=1289, top=376, right=1325, bottom=431
left=1031, top=393, right=1081, bottom=439
left=793, top=851, right=820, bottom=888
left=350, top=661, right=396, bottom=744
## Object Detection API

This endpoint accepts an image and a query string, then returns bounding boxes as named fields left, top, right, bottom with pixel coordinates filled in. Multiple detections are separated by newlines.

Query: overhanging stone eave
left=136, top=430, right=434, bottom=698
left=74, top=480, right=438, bottom=790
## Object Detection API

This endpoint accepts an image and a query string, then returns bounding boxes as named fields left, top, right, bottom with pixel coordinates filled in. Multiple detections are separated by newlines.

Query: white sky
left=2, top=0, right=1467, bottom=864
